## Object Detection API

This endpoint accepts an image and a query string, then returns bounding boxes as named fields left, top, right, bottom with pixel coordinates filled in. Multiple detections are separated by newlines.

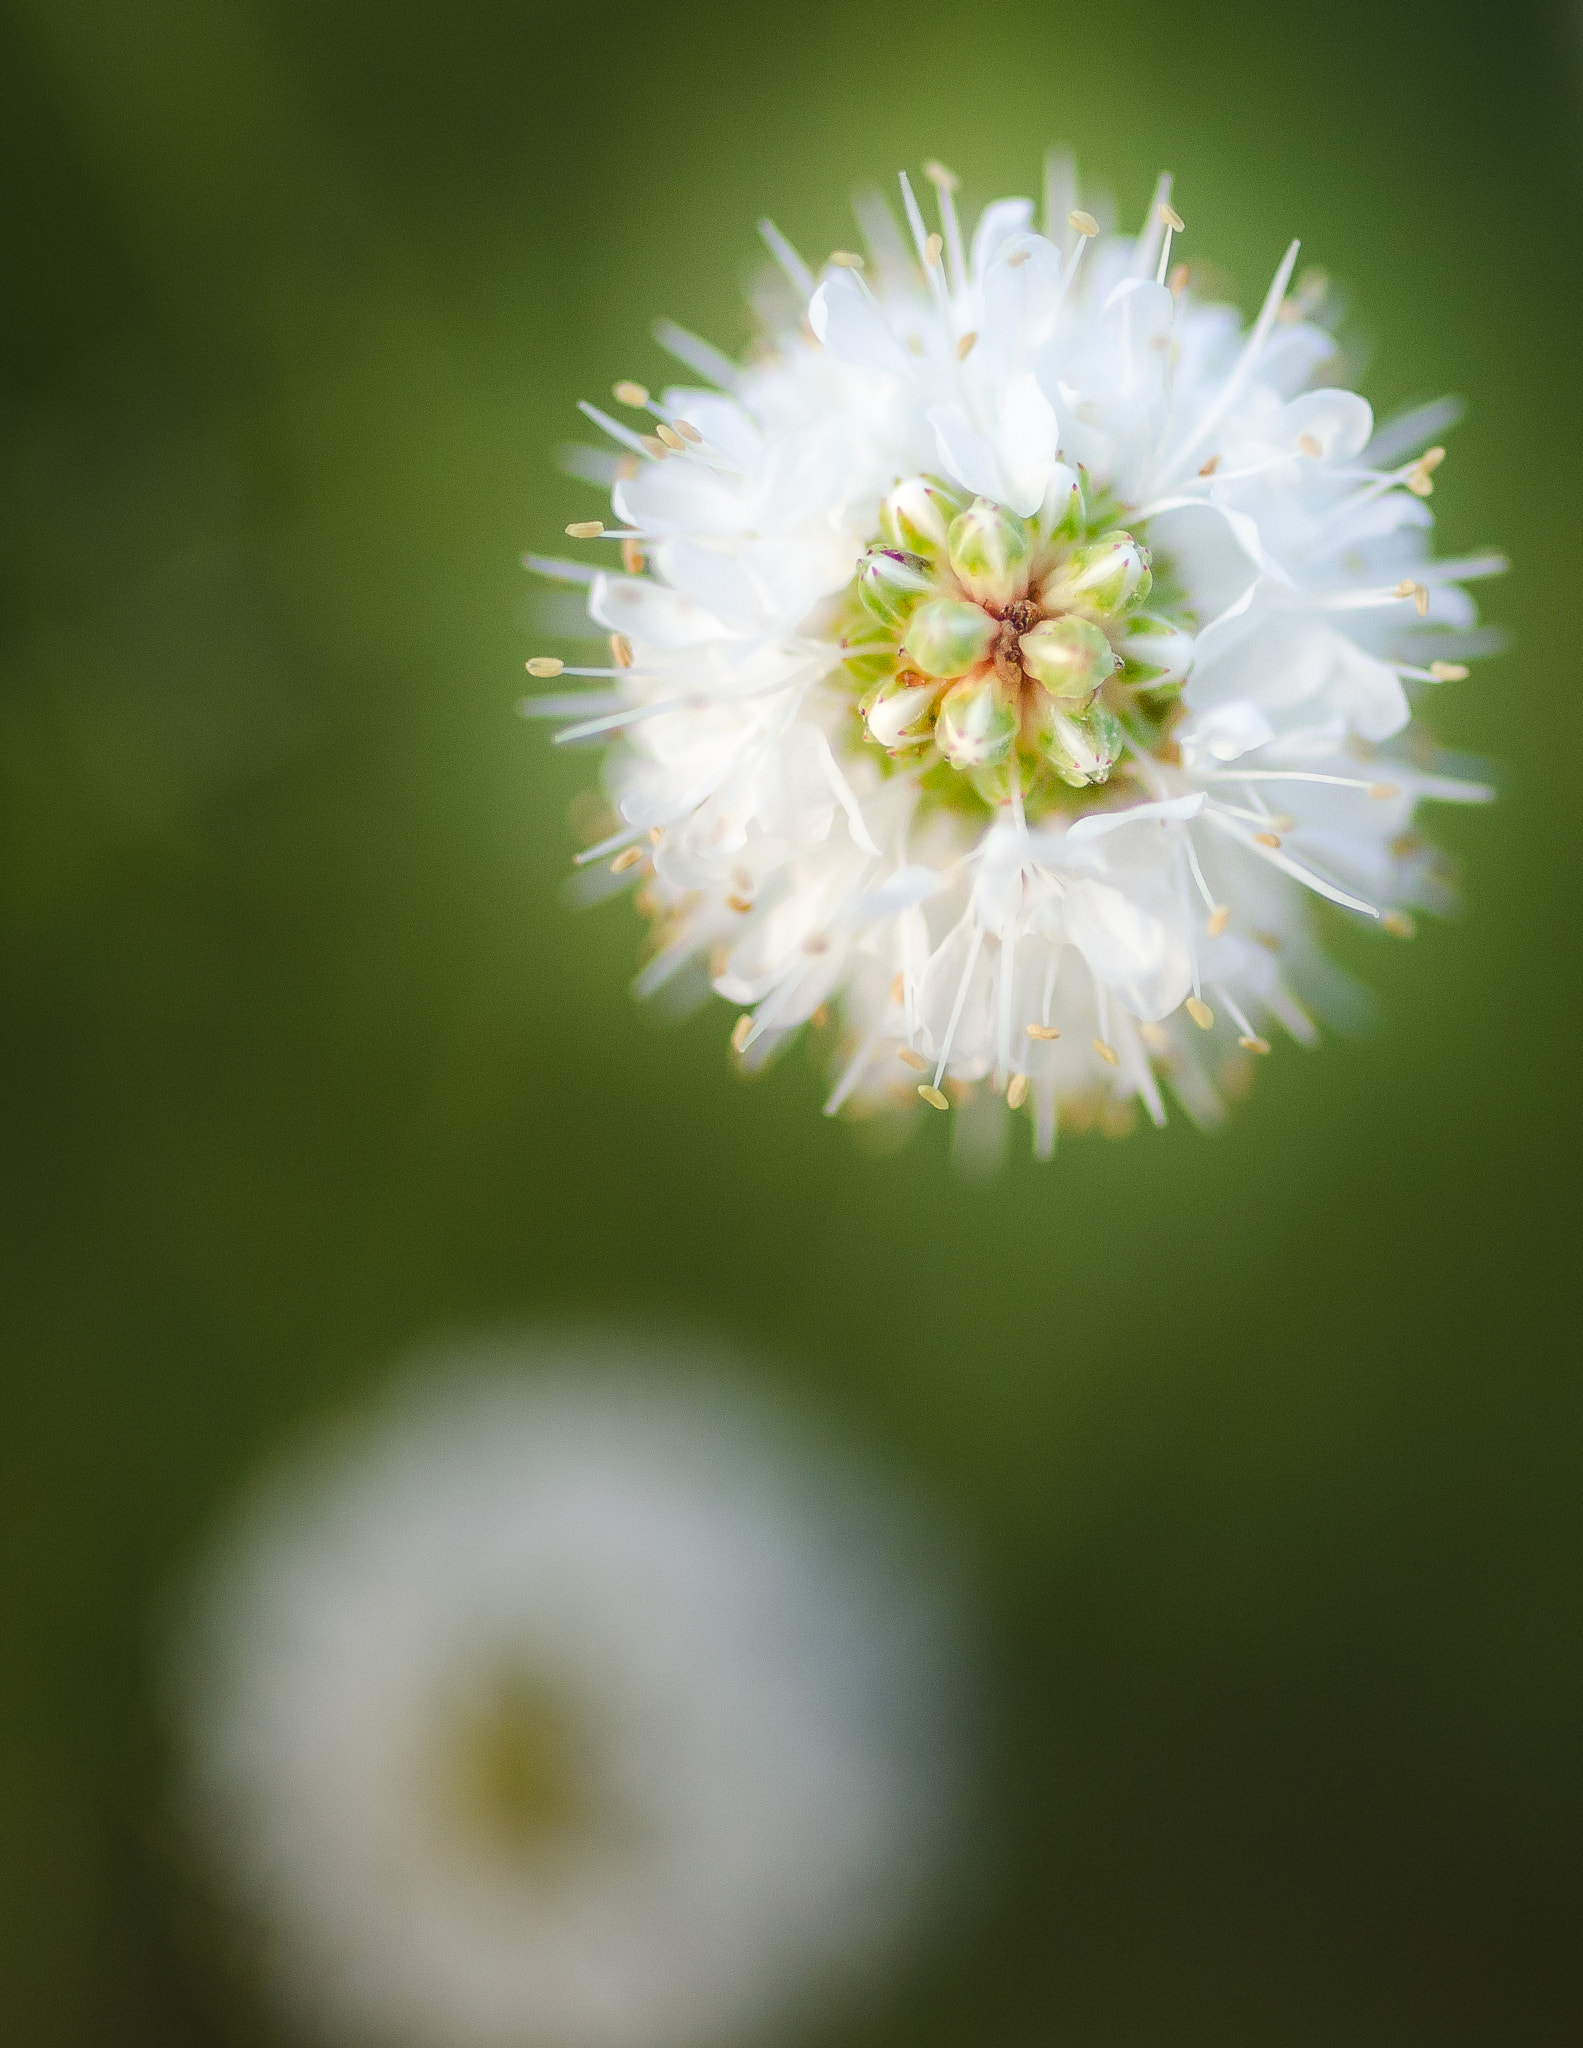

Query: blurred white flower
left=526, top=153, right=1500, bottom=1153
left=173, top=1341, right=969, bottom=2048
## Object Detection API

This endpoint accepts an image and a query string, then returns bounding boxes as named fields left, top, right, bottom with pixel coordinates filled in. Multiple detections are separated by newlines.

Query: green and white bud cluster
left=846, top=467, right=1175, bottom=807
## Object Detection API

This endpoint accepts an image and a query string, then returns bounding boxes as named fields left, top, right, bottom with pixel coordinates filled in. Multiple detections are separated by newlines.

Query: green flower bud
left=878, top=475, right=968, bottom=559
left=1033, top=462, right=1085, bottom=545
left=902, top=596, right=998, bottom=679
left=1045, top=529, right=1152, bottom=615
left=946, top=498, right=1033, bottom=608
left=1017, top=614, right=1117, bottom=702
left=1040, top=702, right=1125, bottom=787
left=1115, top=614, right=1194, bottom=689
left=843, top=618, right=901, bottom=688
left=864, top=672, right=940, bottom=750
left=855, top=546, right=933, bottom=629
left=935, top=671, right=1019, bottom=769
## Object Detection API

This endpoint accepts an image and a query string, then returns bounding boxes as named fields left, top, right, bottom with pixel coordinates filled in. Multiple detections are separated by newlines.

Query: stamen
left=725, top=893, right=753, bottom=914
left=1239, top=1035, right=1272, bottom=1055
left=1430, top=661, right=1469, bottom=681
left=923, top=160, right=966, bottom=294
left=613, top=381, right=649, bottom=407
left=956, top=330, right=978, bottom=360
left=565, top=520, right=604, bottom=538
left=1154, top=200, right=1184, bottom=286
left=611, top=633, right=635, bottom=668
left=639, top=434, right=670, bottom=460
left=890, top=971, right=905, bottom=1004
left=1168, top=262, right=1189, bottom=296
left=1093, top=1038, right=1121, bottom=1067
left=672, top=419, right=703, bottom=443
left=1025, top=1022, right=1060, bottom=1041
left=610, top=846, right=646, bottom=874
left=621, top=539, right=645, bottom=575
left=1207, top=905, right=1231, bottom=936
left=1186, top=996, right=1214, bottom=1030
left=1198, top=454, right=1220, bottom=476
left=1382, top=910, right=1417, bottom=938
left=731, top=1014, right=753, bottom=1052
left=654, top=424, right=688, bottom=452
left=1254, top=831, right=1282, bottom=848
left=1068, top=209, right=1099, bottom=237
left=1007, top=1073, right=1029, bottom=1109
left=923, top=232, right=944, bottom=268
left=526, top=657, right=564, bottom=677
left=1405, top=445, right=1446, bottom=496
left=897, top=1047, right=928, bottom=1071
left=829, top=250, right=865, bottom=270
left=918, top=1083, right=950, bottom=1111
left=1369, top=782, right=1400, bottom=799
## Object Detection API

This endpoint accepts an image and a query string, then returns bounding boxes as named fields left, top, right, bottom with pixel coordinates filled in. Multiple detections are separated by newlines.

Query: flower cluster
left=525, top=156, right=1499, bottom=1154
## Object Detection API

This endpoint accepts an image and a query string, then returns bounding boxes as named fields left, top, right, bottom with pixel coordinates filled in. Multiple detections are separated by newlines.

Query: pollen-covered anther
left=731, top=1014, right=753, bottom=1052
left=1093, top=1039, right=1120, bottom=1067
left=1382, top=910, right=1418, bottom=938
left=1238, top=1035, right=1272, bottom=1055
left=612, top=381, right=649, bottom=407
left=829, top=250, right=865, bottom=270
left=1025, top=1022, right=1059, bottom=1041
left=923, top=160, right=961, bottom=192
left=923, top=233, right=944, bottom=268
left=566, top=520, right=604, bottom=538
left=1006, top=1073, right=1029, bottom=1109
left=1254, top=831, right=1282, bottom=848
left=639, top=434, right=670, bottom=459
left=956, top=331, right=977, bottom=360
left=526, top=657, right=564, bottom=677
left=1430, top=660, right=1469, bottom=681
left=1159, top=202, right=1185, bottom=233
left=1186, top=997, right=1214, bottom=1030
left=1068, top=209, right=1098, bottom=237
left=610, top=846, right=646, bottom=874
left=917, top=1084, right=950, bottom=1110
left=1369, top=782, right=1401, bottom=799
left=897, top=1047, right=928, bottom=1071
left=1206, top=905, right=1231, bottom=936
left=725, top=893, right=753, bottom=914
left=655, top=424, right=688, bottom=452
left=1405, top=446, right=1446, bottom=496
left=611, top=634, right=635, bottom=668
left=1297, top=433, right=1323, bottom=458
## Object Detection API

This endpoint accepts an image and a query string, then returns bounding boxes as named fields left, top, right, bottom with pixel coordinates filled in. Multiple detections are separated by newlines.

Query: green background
left=2, top=0, right=1579, bottom=2041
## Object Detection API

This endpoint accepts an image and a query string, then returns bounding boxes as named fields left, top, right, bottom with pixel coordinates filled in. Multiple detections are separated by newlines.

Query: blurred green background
left=2, top=0, right=1580, bottom=2040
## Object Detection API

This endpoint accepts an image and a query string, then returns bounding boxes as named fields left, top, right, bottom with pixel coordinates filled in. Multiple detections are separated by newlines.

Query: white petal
left=807, top=272, right=910, bottom=376
left=590, top=572, right=736, bottom=648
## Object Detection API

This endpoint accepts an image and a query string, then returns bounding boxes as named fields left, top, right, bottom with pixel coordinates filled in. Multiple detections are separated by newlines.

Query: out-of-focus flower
left=525, top=154, right=1500, bottom=1154
left=171, top=1340, right=969, bottom=2048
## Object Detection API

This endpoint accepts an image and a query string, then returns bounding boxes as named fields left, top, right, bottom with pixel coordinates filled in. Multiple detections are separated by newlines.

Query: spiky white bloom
left=526, top=155, right=1500, bottom=1154
left=172, top=1343, right=967, bottom=2048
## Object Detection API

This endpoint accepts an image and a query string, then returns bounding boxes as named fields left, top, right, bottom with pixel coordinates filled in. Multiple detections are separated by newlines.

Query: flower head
left=172, top=1340, right=969, bottom=2048
left=525, top=156, right=1499, bottom=1154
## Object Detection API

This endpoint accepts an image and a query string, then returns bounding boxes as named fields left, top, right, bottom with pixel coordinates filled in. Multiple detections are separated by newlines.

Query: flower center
left=838, top=472, right=1192, bottom=815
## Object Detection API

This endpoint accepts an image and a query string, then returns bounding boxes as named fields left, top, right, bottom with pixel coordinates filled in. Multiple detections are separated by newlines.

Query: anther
left=811, top=1004, right=829, bottom=1028
left=830, top=249, right=865, bottom=270
left=1238, top=1035, right=1272, bottom=1055
left=923, top=232, right=944, bottom=267
left=923, top=160, right=961, bottom=191
left=1413, top=584, right=1430, bottom=617
left=610, top=846, right=645, bottom=873
left=674, top=420, right=703, bottom=443
left=566, top=520, right=604, bottom=538
left=1206, top=904, right=1231, bottom=936
left=956, top=331, right=978, bottom=360
left=621, top=540, right=646, bottom=575
left=1297, top=433, right=1323, bottom=458
left=1168, top=262, right=1189, bottom=295
left=525, top=656, right=564, bottom=677
left=1025, top=1022, right=1060, bottom=1041
left=917, top=1083, right=950, bottom=1111
left=648, top=827, right=663, bottom=844
left=610, top=633, right=635, bottom=668
left=613, top=381, right=649, bottom=407
left=731, top=1014, right=753, bottom=1052
left=1006, top=1073, right=1029, bottom=1109
left=1186, top=996, right=1214, bottom=1030
left=655, top=423, right=687, bottom=452
left=1382, top=909, right=1417, bottom=938
left=1369, top=782, right=1400, bottom=799
left=615, top=455, right=641, bottom=483
left=890, top=971, right=905, bottom=1004
left=1429, top=661, right=1468, bottom=681
left=1093, top=1039, right=1120, bottom=1067
left=725, top=893, right=753, bottom=914
left=1159, top=202, right=1185, bottom=233
left=1068, top=210, right=1099, bottom=237
left=639, top=434, right=669, bottom=459
left=1406, top=446, right=1445, bottom=496
left=1254, top=831, right=1282, bottom=848
left=897, top=1047, right=928, bottom=1071
left=1198, top=455, right=1220, bottom=477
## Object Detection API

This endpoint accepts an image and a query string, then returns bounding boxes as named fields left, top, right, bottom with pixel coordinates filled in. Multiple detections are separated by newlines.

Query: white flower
left=171, top=1341, right=968, bottom=2048
left=525, top=155, right=1500, bottom=1154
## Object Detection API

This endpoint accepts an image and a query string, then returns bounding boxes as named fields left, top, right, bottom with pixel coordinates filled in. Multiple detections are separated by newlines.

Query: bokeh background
left=3, top=0, right=1581, bottom=2041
